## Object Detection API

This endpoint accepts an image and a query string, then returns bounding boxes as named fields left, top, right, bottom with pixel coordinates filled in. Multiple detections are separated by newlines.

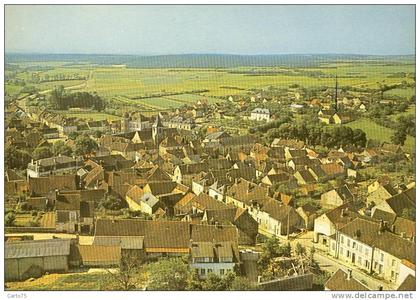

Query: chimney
left=347, top=269, right=352, bottom=280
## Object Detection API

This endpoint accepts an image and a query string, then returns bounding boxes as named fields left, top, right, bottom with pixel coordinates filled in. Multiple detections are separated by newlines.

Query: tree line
left=49, top=86, right=106, bottom=111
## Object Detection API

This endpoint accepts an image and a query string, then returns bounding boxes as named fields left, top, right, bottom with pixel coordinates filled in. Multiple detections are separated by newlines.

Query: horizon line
left=5, top=51, right=415, bottom=57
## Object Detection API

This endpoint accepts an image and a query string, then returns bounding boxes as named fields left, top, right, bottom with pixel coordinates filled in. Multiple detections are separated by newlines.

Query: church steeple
left=152, top=113, right=164, bottom=145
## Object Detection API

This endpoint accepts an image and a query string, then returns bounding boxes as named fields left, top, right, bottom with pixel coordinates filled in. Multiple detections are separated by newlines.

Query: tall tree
left=75, top=134, right=98, bottom=156
left=147, top=257, right=191, bottom=291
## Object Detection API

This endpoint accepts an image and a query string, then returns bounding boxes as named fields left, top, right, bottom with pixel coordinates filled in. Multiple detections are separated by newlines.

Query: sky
left=5, top=5, right=415, bottom=55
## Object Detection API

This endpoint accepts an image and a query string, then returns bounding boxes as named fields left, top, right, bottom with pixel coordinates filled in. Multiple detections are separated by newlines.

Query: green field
left=347, top=118, right=415, bottom=153
left=136, top=97, right=181, bottom=109
left=384, top=87, right=415, bottom=99
left=7, top=59, right=415, bottom=112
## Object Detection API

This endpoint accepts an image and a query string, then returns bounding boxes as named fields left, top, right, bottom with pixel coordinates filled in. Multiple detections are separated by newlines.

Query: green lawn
left=347, top=118, right=414, bottom=153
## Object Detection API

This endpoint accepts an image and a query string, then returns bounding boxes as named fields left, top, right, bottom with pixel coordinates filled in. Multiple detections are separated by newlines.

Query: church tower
left=152, top=113, right=164, bottom=145
left=122, top=112, right=130, bottom=133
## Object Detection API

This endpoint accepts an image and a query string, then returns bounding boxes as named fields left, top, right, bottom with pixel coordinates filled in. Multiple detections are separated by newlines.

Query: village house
left=325, top=269, right=369, bottom=291
left=53, top=190, right=96, bottom=234
left=250, top=108, right=270, bottom=122
left=202, top=207, right=258, bottom=245
left=294, top=169, right=317, bottom=185
left=313, top=203, right=364, bottom=245
left=317, top=109, right=335, bottom=124
left=372, top=188, right=416, bottom=217
left=202, top=131, right=231, bottom=148
left=320, top=185, right=355, bottom=209
left=189, top=241, right=237, bottom=278
left=164, top=116, right=195, bottom=131
left=296, top=204, right=318, bottom=230
left=121, top=112, right=152, bottom=132
left=367, top=183, right=398, bottom=206
left=87, top=120, right=109, bottom=132
left=93, top=218, right=241, bottom=271
left=329, top=218, right=416, bottom=285
left=331, top=112, right=353, bottom=124
left=27, top=155, right=82, bottom=178
left=226, top=179, right=303, bottom=238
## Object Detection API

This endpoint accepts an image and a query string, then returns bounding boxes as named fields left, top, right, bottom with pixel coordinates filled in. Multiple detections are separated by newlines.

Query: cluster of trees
left=5, top=210, right=16, bottom=226
left=147, top=257, right=257, bottom=291
left=5, top=146, right=32, bottom=170
left=249, top=115, right=293, bottom=134
left=49, top=86, right=106, bottom=111
left=74, top=134, right=99, bottom=156
left=104, top=256, right=257, bottom=291
left=99, top=195, right=126, bottom=211
left=30, top=72, right=86, bottom=83
left=401, top=208, right=416, bottom=221
left=391, top=115, right=415, bottom=146
left=6, top=134, right=99, bottom=170
left=265, top=122, right=367, bottom=149
left=257, top=236, right=324, bottom=283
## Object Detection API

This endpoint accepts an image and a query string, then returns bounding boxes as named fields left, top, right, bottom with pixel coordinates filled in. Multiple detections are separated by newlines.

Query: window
left=220, top=269, right=225, bottom=275
left=208, top=269, right=212, bottom=274
left=392, top=259, right=396, bottom=267
left=358, top=257, right=362, bottom=265
left=352, top=242, right=356, bottom=249
left=391, top=271, right=395, bottom=278
left=340, top=236, right=344, bottom=243
left=347, top=250, right=350, bottom=258
left=340, top=247, right=343, bottom=255
left=365, top=260, right=370, bottom=269
left=378, top=264, right=383, bottom=273
left=365, top=248, right=369, bottom=256
left=380, top=253, right=384, bottom=262
left=200, top=269, right=205, bottom=275
left=347, top=239, right=350, bottom=247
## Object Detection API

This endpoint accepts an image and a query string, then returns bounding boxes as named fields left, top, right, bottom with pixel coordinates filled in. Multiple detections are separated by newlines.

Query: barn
left=5, top=239, right=71, bottom=281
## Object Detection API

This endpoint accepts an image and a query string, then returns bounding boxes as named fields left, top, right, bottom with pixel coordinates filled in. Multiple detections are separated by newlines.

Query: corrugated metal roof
left=5, top=239, right=71, bottom=259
